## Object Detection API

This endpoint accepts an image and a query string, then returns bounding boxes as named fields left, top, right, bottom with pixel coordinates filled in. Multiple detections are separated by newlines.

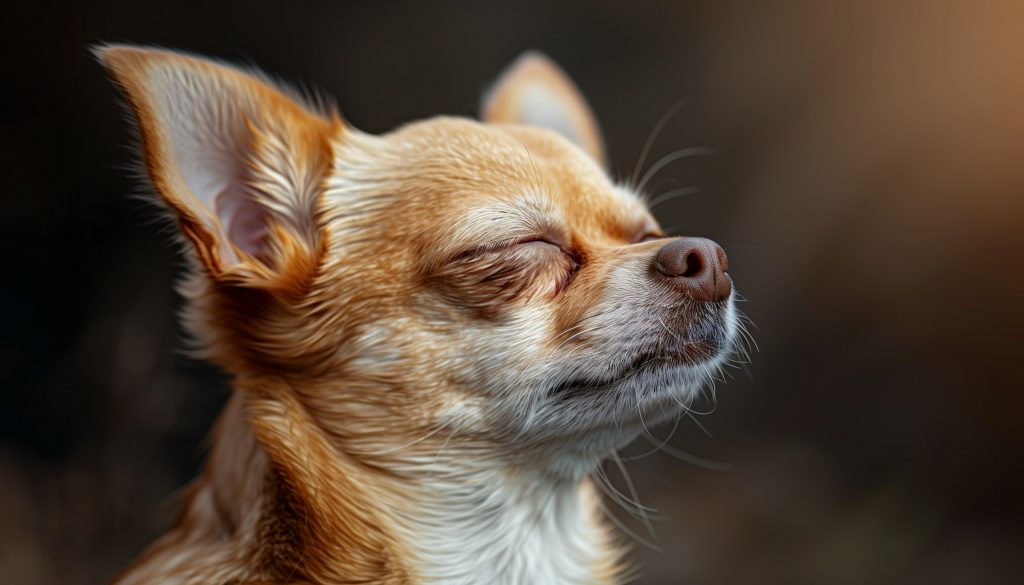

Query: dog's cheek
left=546, top=253, right=615, bottom=354
left=546, top=251, right=665, bottom=371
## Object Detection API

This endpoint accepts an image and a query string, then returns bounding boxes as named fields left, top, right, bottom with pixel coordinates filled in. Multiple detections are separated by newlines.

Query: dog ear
left=96, top=44, right=340, bottom=294
left=482, top=51, right=605, bottom=166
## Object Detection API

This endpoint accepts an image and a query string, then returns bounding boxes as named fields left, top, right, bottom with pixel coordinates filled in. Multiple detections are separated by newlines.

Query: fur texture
left=97, top=45, right=737, bottom=585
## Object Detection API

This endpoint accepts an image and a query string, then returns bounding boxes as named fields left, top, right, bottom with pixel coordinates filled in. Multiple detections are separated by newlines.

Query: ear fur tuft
left=95, top=44, right=341, bottom=294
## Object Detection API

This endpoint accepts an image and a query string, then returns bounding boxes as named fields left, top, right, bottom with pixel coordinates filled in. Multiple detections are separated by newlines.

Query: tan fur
left=98, top=44, right=733, bottom=585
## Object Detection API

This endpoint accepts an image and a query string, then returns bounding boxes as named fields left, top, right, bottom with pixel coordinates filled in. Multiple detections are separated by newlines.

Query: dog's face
left=99, top=47, right=736, bottom=473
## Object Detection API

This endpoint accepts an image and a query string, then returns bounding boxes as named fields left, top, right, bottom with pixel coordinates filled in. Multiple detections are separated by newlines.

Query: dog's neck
left=397, top=455, right=620, bottom=585
left=116, top=384, right=623, bottom=584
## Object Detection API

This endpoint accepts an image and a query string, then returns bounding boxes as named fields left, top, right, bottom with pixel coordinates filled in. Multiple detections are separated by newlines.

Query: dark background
left=3, top=1, right=1023, bottom=583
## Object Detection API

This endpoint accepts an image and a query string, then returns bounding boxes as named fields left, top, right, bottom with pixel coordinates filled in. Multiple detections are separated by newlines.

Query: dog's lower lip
left=550, top=338, right=720, bottom=397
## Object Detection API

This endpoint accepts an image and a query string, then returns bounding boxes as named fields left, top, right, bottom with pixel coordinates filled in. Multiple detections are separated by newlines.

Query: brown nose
left=653, top=237, right=732, bottom=301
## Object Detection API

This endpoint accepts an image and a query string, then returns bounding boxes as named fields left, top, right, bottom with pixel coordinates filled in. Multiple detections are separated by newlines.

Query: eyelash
left=519, top=238, right=581, bottom=267
left=455, top=238, right=580, bottom=288
left=460, top=237, right=570, bottom=260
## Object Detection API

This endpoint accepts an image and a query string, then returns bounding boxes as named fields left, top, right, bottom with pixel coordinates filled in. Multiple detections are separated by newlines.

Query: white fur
left=399, top=467, right=608, bottom=585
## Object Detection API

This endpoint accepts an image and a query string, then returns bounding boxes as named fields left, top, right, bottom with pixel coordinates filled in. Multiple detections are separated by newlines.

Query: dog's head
left=99, top=46, right=737, bottom=475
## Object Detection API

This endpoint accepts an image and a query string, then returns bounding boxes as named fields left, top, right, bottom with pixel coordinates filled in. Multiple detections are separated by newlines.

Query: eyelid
left=517, top=238, right=579, bottom=263
left=453, top=237, right=581, bottom=279
left=637, top=232, right=665, bottom=243
left=456, top=236, right=558, bottom=259
left=516, top=237, right=562, bottom=248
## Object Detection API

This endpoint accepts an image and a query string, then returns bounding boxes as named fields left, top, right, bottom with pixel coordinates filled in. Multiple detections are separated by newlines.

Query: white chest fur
left=403, top=469, right=612, bottom=585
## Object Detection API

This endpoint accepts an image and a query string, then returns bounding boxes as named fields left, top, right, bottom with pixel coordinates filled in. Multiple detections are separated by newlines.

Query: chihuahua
left=97, top=45, right=737, bottom=585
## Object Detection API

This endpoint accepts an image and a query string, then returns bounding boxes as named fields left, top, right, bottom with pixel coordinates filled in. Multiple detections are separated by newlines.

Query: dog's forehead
left=377, top=117, right=653, bottom=244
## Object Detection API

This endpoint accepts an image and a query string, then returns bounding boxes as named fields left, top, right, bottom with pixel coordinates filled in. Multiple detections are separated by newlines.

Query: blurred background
left=3, top=1, right=1023, bottom=583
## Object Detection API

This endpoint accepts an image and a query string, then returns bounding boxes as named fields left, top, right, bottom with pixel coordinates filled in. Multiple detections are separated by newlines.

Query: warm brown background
left=2, top=1, right=1023, bottom=584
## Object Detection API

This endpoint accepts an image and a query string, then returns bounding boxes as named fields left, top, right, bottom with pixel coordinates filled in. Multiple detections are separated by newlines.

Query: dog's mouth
left=548, top=336, right=725, bottom=399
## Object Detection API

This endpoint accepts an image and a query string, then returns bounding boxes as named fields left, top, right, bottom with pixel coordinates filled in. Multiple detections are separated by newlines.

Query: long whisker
left=609, top=451, right=656, bottom=539
left=640, top=433, right=735, bottom=472
left=594, top=493, right=663, bottom=552
left=648, top=186, right=699, bottom=210
left=623, top=415, right=682, bottom=461
left=685, top=411, right=713, bottom=438
left=635, top=385, right=652, bottom=439
left=645, top=177, right=681, bottom=200
left=592, top=463, right=659, bottom=516
left=630, top=100, right=686, bottom=189
left=636, top=147, right=717, bottom=194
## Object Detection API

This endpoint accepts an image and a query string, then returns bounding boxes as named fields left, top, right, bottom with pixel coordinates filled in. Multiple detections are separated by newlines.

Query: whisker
left=645, top=177, right=681, bottom=201
left=591, top=466, right=648, bottom=518
left=636, top=146, right=717, bottom=194
left=648, top=186, right=699, bottom=211
left=635, top=385, right=652, bottom=438
left=624, top=416, right=682, bottom=461
left=609, top=451, right=656, bottom=539
left=645, top=438, right=735, bottom=472
left=655, top=316, right=680, bottom=340
left=685, top=411, right=713, bottom=438
left=594, top=494, right=663, bottom=552
left=630, top=100, right=686, bottom=189
left=592, top=461, right=660, bottom=518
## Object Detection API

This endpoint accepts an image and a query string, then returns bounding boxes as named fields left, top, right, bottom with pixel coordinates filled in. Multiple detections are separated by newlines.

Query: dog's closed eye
left=514, top=238, right=582, bottom=270
left=429, top=237, right=580, bottom=313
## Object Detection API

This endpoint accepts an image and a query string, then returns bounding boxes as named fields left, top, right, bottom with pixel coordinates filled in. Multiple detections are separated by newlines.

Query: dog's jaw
left=535, top=297, right=739, bottom=445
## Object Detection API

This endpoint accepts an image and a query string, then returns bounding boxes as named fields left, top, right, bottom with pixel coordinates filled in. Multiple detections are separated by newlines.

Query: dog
left=97, top=44, right=738, bottom=585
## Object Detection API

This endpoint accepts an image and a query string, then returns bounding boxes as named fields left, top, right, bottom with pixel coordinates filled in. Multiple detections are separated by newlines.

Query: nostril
left=682, top=251, right=703, bottom=277
left=653, top=237, right=732, bottom=301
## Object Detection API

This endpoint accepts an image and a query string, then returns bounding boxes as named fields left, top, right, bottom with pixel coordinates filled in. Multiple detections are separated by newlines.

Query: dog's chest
left=405, top=475, right=613, bottom=585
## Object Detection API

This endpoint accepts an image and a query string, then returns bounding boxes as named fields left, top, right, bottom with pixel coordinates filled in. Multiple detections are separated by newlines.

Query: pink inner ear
left=215, top=181, right=270, bottom=264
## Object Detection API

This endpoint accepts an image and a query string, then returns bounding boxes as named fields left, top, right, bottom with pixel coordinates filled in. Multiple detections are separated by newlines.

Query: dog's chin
left=518, top=350, right=727, bottom=475
left=536, top=333, right=733, bottom=443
